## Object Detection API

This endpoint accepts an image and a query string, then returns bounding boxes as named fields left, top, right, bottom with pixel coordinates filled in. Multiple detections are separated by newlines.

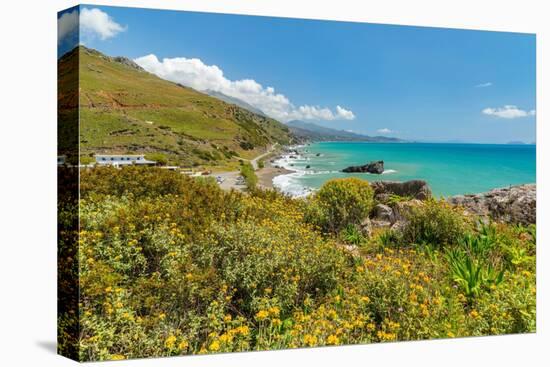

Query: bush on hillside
left=400, top=199, right=470, bottom=248
left=145, top=153, right=168, bottom=166
left=308, top=178, right=374, bottom=234
left=239, top=162, right=257, bottom=191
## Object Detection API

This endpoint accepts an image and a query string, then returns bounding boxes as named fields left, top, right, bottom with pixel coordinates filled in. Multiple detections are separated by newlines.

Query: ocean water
left=273, top=142, right=536, bottom=197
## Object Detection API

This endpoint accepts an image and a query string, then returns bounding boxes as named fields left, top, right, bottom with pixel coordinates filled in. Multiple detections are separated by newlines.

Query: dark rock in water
left=448, top=184, right=536, bottom=225
left=305, top=165, right=311, bottom=169
left=371, top=180, right=432, bottom=201
left=289, top=155, right=297, bottom=159
left=316, top=153, right=321, bottom=157
left=342, top=160, right=384, bottom=174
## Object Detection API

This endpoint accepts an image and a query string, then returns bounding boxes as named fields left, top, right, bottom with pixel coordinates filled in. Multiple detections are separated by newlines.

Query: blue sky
left=58, top=5, right=536, bottom=143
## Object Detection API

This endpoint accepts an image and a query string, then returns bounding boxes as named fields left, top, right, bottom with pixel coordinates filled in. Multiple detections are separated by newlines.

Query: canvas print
left=57, top=5, right=536, bottom=362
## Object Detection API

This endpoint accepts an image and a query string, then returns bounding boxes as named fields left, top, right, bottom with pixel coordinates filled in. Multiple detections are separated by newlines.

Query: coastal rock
left=360, top=217, right=373, bottom=237
left=373, top=203, right=394, bottom=223
left=448, top=184, right=536, bottom=225
left=342, top=160, right=384, bottom=174
left=371, top=180, right=432, bottom=201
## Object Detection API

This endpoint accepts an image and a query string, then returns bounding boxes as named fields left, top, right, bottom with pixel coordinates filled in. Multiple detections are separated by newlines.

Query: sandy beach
left=257, top=165, right=294, bottom=189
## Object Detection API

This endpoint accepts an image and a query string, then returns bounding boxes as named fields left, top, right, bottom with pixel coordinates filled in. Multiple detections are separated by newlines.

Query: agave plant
left=341, top=224, right=365, bottom=245
left=459, top=232, right=496, bottom=258
left=446, top=249, right=504, bottom=300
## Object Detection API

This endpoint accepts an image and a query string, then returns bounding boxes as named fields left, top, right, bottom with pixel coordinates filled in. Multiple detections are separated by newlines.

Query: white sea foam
left=382, top=169, right=397, bottom=174
left=272, top=172, right=313, bottom=197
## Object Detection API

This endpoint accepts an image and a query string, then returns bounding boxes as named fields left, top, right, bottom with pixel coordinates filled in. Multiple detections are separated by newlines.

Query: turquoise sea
left=273, top=142, right=536, bottom=197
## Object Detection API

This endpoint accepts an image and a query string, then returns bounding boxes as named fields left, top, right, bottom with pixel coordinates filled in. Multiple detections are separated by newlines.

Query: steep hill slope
left=59, top=46, right=295, bottom=168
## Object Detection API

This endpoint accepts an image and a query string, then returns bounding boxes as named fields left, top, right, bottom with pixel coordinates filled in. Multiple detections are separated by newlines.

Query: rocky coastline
left=364, top=180, right=535, bottom=233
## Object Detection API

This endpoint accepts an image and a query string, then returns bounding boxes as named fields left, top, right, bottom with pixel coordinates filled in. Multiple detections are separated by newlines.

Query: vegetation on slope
left=57, top=168, right=536, bottom=361
left=58, top=46, right=294, bottom=168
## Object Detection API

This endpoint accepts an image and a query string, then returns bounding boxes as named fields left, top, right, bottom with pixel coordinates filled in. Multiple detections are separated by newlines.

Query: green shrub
left=401, top=199, right=469, bottom=248
left=387, top=193, right=413, bottom=205
left=66, top=167, right=536, bottom=360
left=309, top=178, right=374, bottom=234
left=145, top=153, right=168, bottom=166
left=239, top=162, right=257, bottom=191
left=79, top=155, right=95, bottom=165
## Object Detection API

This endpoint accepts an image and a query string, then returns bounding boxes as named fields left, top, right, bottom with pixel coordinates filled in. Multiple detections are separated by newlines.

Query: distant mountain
left=286, top=120, right=402, bottom=142
left=507, top=141, right=526, bottom=145
left=205, top=90, right=267, bottom=117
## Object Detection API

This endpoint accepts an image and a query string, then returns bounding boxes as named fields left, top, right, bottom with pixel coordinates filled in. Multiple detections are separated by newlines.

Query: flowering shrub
left=308, top=177, right=374, bottom=234
left=400, top=199, right=471, bottom=248
left=59, top=167, right=535, bottom=361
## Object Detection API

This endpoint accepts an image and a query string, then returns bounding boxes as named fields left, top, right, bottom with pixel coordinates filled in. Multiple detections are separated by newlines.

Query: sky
left=58, top=5, right=536, bottom=143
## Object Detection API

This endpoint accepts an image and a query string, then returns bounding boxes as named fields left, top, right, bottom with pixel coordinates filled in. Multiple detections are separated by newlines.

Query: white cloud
left=58, top=9, right=79, bottom=45
left=133, top=54, right=355, bottom=122
left=80, top=7, right=126, bottom=41
left=482, top=105, right=536, bottom=119
left=475, top=82, right=493, bottom=88
left=336, top=105, right=355, bottom=120
left=377, top=128, right=394, bottom=134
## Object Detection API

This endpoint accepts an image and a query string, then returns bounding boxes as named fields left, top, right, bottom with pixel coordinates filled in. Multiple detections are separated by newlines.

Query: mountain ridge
left=286, top=120, right=403, bottom=142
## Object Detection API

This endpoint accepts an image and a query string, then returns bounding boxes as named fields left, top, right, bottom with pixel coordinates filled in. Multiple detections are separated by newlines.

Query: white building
left=95, top=154, right=156, bottom=167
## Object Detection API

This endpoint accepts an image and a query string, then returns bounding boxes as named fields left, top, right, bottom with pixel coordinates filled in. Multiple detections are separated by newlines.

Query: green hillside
left=59, top=46, right=294, bottom=168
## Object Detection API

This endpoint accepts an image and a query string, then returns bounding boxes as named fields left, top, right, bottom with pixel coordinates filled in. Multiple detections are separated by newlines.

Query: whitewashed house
left=95, top=154, right=156, bottom=167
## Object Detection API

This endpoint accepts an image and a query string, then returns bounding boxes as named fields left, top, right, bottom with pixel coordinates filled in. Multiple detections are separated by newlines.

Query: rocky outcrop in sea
left=342, top=160, right=384, bottom=174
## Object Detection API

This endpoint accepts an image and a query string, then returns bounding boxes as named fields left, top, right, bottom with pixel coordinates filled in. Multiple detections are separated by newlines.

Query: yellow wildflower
left=256, top=310, right=269, bottom=320
left=327, top=334, right=340, bottom=345
left=209, top=340, right=220, bottom=351
left=178, top=340, right=189, bottom=350
left=165, top=335, right=177, bottom=349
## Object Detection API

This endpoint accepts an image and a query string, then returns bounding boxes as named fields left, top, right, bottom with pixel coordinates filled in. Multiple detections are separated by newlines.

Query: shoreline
left=257, top=165, right=295, bottom=189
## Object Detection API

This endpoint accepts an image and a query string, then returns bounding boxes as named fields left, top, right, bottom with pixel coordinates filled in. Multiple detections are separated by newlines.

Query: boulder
left=342, top=160, right=384, bottom=174
left=360, top=217, right=373, bottom=237
left=371, top=180, right=432, bottom=201
left=373, top=203, right=394, bottom=222
left=448, top=184, right=536, bottom=225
